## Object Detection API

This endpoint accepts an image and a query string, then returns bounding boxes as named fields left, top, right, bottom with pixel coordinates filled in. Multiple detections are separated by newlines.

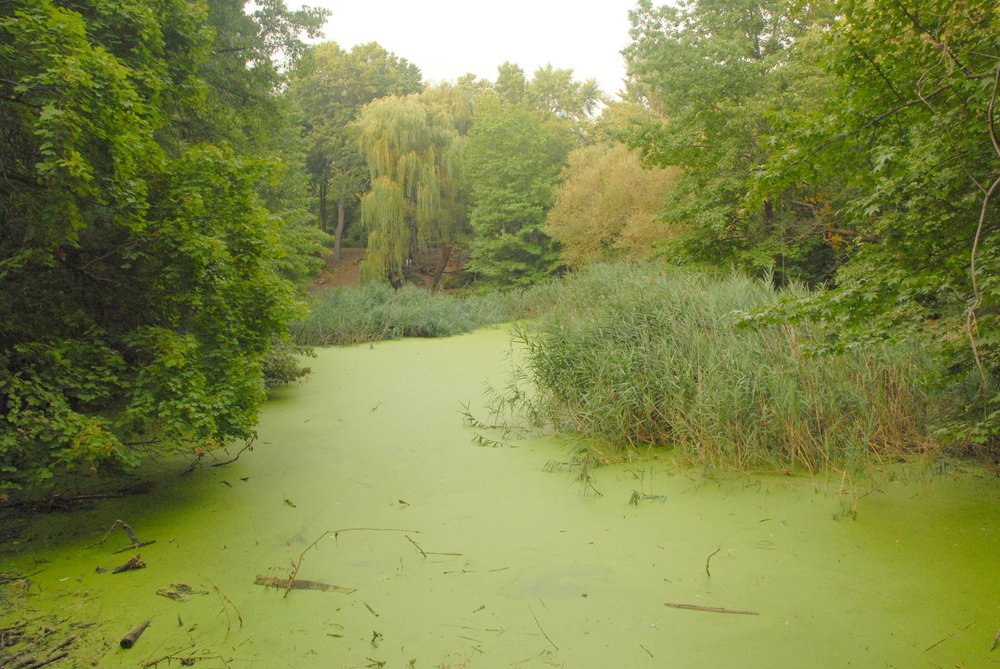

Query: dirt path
left=312, top=247, right=365, bottom=289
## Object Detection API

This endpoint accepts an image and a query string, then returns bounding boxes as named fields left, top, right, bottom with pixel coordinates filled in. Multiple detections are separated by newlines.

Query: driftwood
left=119, top=620, right=151, bottom=649
left=254, top=575, right=355, bottom=594
left=664, top=602, right=759, bottom=616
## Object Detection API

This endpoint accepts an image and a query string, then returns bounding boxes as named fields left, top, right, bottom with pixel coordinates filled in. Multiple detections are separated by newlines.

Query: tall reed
left=511, top=262, right=937, bottom=472
left=290, top=283, right=551, bottom=346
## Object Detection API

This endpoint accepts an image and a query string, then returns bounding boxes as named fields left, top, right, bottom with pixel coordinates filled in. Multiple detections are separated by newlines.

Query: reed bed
left=510, top=262, right=938, bottom=472
left=290, top=283, right=550, bottom=346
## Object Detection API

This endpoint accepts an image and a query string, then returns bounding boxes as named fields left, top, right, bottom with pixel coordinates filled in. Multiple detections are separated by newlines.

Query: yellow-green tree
left=355, top=85, right=471, bottom=285
left=546, top=143, right=680, bottom=268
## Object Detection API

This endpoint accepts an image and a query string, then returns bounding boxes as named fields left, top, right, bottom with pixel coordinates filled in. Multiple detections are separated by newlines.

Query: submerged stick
left=705, top=547, right=721, bottom=577
left=527, top=602, right=558, bottom=651
left=664, top=602, right=759, bottom=616
left=120, top=620, right=151, bottom=649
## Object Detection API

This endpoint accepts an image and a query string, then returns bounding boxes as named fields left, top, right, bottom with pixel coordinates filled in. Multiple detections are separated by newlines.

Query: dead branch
left=283, top=528, right=420, bottom=598
left=254, top=576, right=355, bottom=594
left=966, top=61, right=1000, bottom=399
left=664, top=602, right=759, bottom=615
left=211, top=433, right=257, bottom=468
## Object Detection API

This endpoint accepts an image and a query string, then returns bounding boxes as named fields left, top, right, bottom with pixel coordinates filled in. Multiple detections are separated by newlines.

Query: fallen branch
left=89, top=519, right=153, bottom=553
left=112, top=555, right=146, bottom=574
left=664, top=602, right=759, bottom=616
left=254, top=576, right=355, bottom=594
left=283, top=527, right=420, bottom=599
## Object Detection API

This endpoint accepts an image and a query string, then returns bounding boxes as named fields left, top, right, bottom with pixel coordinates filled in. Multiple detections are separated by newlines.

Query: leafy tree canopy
left=0, top=0, right=327, bottom=495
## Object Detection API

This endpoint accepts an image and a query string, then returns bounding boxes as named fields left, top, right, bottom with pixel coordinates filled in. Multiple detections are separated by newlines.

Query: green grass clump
left=511, top=262, right=937, bottom=473
left=290, top=283, right=546, bottom=346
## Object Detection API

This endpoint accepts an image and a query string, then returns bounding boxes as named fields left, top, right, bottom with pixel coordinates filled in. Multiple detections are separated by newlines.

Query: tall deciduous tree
left=355, top=84, right=471, bottom=286
left=623, top=0, right=835, bottom=285
left=546, top=143, right=680, bottom=267
left=0, top=0, right=326, bottom=495
left=288, top=42, right=422, bottom=259
left=757, top=0, right=1000, bottom=445
left=464, top=95, right=574, bottom=286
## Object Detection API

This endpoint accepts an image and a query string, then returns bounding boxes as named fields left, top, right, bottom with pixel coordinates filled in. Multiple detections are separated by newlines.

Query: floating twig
left=527, top=602, right=558, bottom=651
left=405, top=535, right=427, bottom=558
left=210, top=582, right=243, bottom=638
left=992, top=626, right=1000, bottom=651
left=705, top=548, right=721, bottom=577
left=640, top=643, right=654, bottom=658
left=364, top=602, right=379, bottom=617
left=664, top=602, right=758, bottom=616
left=120, top=620, right=151, bottom=649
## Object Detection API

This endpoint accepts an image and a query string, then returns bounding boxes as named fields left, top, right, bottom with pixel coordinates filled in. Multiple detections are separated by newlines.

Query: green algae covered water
left=2, top=328, right=999, bottom=668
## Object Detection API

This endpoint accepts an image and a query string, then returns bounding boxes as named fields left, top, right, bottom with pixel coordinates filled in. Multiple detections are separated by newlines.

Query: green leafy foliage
left=464, top=95, right=574, bottom=287
left=287, top=42, right=423, bottom=253
left=0, top=0, right=325, bottom=495
left=623, top=0, right=838, bottom=285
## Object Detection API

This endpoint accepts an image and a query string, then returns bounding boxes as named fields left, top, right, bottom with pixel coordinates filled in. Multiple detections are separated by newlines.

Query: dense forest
left=1, top=0, right=998, bottom=496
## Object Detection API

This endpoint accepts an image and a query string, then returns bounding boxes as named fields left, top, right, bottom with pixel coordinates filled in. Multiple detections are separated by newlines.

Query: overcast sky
left=294, top=0, right=640, bottom=98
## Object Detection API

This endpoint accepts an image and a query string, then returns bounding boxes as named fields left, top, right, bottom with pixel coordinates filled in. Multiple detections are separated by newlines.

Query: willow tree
left=355, top=85, right=470, bottom=286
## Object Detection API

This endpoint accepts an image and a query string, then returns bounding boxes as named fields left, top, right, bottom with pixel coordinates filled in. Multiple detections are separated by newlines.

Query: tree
left=623, top=0, right=835, bottom=284
left=0, top=0, right=326, bottom=495
left=464, top=95, right=574, bottom=286
left=756, top=0, right=1000, bottom=445
left=288, top=42, right=422, bottom=259
left=355, top=84, right=471, bottom=286
left=546, top=143, right=680, bottom=268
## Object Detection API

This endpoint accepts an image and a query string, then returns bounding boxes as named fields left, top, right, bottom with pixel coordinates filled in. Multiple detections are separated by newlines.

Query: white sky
left=296, top=0, right=639, bottom=98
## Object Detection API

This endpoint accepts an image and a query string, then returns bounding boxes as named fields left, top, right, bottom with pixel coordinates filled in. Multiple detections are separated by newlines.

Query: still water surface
left=2, top=328, right=998, bottom=668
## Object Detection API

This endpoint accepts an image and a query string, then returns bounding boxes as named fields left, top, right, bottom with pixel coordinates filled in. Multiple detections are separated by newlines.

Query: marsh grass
left=506, top=262, right=939, bottom=476
left=290, top=283, right=549, bottom=346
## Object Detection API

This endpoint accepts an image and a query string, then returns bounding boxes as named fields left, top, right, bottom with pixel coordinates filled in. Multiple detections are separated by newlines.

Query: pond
left=2, top=327, right=998, bottom=668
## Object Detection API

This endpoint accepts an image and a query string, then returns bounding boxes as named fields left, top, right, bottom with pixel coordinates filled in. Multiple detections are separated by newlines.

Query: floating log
left=120, top=620, right=151, bottom=649
left=254, top=575, right=355, bottom=594
left=664, top=602, right=759, bottom=615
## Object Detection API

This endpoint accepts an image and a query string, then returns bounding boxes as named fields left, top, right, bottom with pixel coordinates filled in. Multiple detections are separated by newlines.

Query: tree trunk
left=318, top=180, right=328, bottom=233
left=334, top=196, right=346, bottom=262
left=431, top=242, right=454, bottom=293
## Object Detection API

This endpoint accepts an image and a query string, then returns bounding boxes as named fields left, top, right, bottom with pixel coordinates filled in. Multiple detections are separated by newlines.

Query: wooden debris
left=112, top=555, right=146, bottom=574
left=111, top=555, right=146, bottom=574
left=119, top=620, right=151, bottom=649
left=254, top=575, right=355, bottom=594
left=664, top=601, right=759, bottom=615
